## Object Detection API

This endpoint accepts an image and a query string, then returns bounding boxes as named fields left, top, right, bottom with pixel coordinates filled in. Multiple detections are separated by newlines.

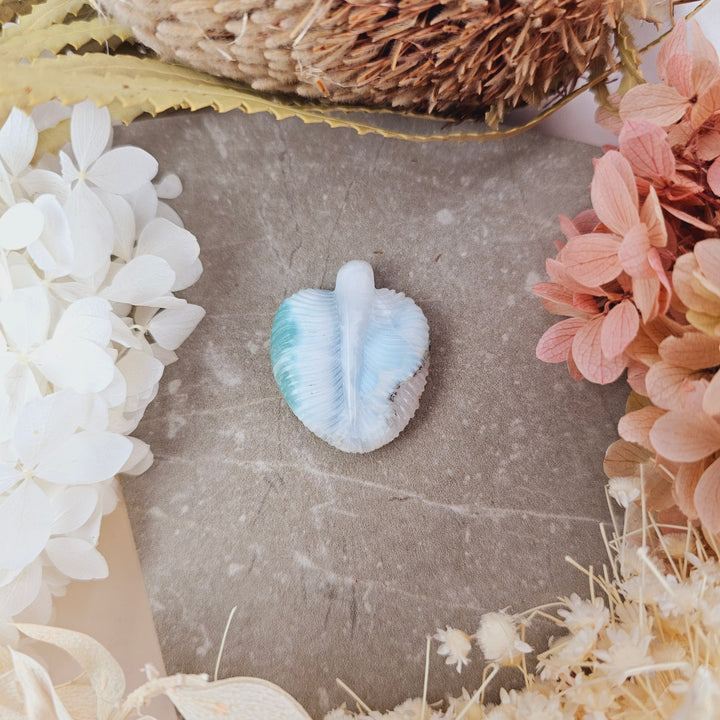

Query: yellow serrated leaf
left=1, top=0, right=88, bottom=38
left=0, top=51, right=618, bottom=143
left=0, top=0, right=41, bottom=26
left=0, top=16, right=132, bottom=61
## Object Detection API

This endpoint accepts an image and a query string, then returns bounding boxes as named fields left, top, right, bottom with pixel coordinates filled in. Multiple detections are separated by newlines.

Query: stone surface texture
left=116, top=112, right=627, bottom=719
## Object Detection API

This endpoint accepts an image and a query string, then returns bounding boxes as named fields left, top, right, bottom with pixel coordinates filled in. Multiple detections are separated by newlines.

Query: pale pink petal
left=561, top=234, right=622, bottom=286
left=0, top=202, right=44, bottom=250
left=691, top=19, right=719, bottom=64
left=573, top=293, right=599, bottom=314
left=70, top=100, right=111, bottom=170
left=35, top=430, right=132, bottom=485
left=595, top=104, right=623, bottom=135
left=708, top=157, right=720, bottom=197
left=618, top=405, right=665, bottom=450
left=532, top=282, right=573, bottom=306
left=0, top=108, right=38, bottom=176
left=703, top=371, right=720, bottom=419
left=695, top=457, right=720, bottom=533
left=601, top=300, right=639, bottom=358
left=45, top=537, right=108, bottom=580
left=618, top=223, right=653, bottom=278
left=0, top=286, right=49, bottom=353
left=692, top=80, right=720, bottom=128
left=657, top=20, right=687, bottom=82
left=640, top=187, right=667, bottom=247
left=590, top=152, right=639, bottom=235
left=697, top=128, right=720, bottom=161
left=546, top=257, right=604, bottom=295
left=536, top=318, right=586, bottom=363
left=572, top=314, right=627, bottom=384
left=619, top=119, right=675, bottom=179
left=87, top=146, right=158, bottom=194
left=0, top=483, right=51, bottom=570
left=674, top=461, right=702, bottom=519
left=147, top=304, right=206, bottom=351
left=664, top=51, right=694, bottom=97
left=695, top=239, right=720, bottom=287
left=627, top=360, right=649, bottom=396
left=619, top=84, right=688, bottom=127
left=632, top=275, right=660, bottom=323
left=659, top=333, right=720, bottom=370
left=650, top=410, right=720, bottom=461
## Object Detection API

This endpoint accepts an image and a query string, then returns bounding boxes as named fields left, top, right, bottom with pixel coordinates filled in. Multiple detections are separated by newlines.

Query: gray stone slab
left=116, top=111, right=627, bottom=718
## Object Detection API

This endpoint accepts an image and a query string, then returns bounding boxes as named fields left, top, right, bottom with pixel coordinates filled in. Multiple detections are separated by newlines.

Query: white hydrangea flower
left=476, top=611, right=532, bottom=665
left=0, top=101, right=205, bottom=627
left=434, top=625, right=472, bottom=673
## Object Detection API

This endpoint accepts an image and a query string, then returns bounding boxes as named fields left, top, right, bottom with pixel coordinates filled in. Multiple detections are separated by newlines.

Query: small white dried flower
left=595, top=626, right=653, bottom=684
left=476, top=611, right=531, bottom=665
left=434, top=626, right=471, bottom=673
left=608, top=476, right=641, bottom=508
left=558, top=594, right=609, bottom=635
left=671, top=666, right=720, bottom=720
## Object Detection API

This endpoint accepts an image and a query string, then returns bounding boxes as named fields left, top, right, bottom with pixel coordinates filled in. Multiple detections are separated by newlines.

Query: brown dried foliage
left=101, top=0, right=616, bottom=123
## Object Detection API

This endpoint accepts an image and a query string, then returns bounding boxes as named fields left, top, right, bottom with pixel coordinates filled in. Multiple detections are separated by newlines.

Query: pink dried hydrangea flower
left=535, top=19, right=720, bottom=533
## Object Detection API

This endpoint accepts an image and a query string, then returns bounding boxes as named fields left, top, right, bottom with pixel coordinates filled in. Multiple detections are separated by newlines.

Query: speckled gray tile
left=115, top=112, right=625, bottom=718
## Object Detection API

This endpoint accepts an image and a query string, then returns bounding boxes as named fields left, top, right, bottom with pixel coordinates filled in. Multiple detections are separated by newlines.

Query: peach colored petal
left=604, top=438, right=651, bottom=479
left=657, top=19, right=687, bottom=82
left=619, top=84, right=689, bottom=127
left=649, top=409, right=720, bottom=461
left=674, top=460, right=703, bottom=519
left=702, top=370, right=720, bottom=417
left=618, top=405, right=666, bottom=450
left=697, top=129, right=720, bottom=162
left=619, top=119, right=675, bottom=180
left=633, top=275, right=661, bottom=323
left=573, top=209, right=601, bottom=235
left=647, top=249, right=672, bottom=316
left=595, top=104, right=623, bottom=135
left=673, top=252, right=720, bottom=315
left=618, top=223, right=653, bottom=278
left=691, top=19, right=719, bottom=72
left=692, top=75, right=720, bottom=129
left=646, top=361, right=703, bottom=411
left=573, top=292, right=600, bottom=314
left=571, top=314, right=627, bottom=384
left=645, top=466, right=676, bottom=512
left=536, top=317, right=586, bottom=363
left=546, top=257, right=605, bottom=295
left=601, top=299, right=639, bottom=359
left=626, top=325, right=663, bottom=366
left=627, top=359, right=649, bottom=396
left=561, top=234, right=623, bottom=286
left=668, top=121, right=694, bottom=150
left=708, top=157, right=720, bottom=197
left=695, top=239, right=720, bottom=287
left=590, top=151, right=639, bottom=234
left=664, top=51, right=694, bottom=97
left=659, top=332, right=720, bottom=369
left=533, top=282, right=573, bottom=306
left=640, top=187, right=667, bottom=247
left=558, top=214, right=581, bottom=240
left=660, top=202, right=717, bottom=232
left=566, top=349, right=583, bottom=381
left=695, top=457, right=720, bottom=533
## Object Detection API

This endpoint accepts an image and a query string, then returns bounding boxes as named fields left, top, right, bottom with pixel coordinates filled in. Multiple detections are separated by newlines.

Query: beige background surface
left=115, top=112, right=627, bottom=718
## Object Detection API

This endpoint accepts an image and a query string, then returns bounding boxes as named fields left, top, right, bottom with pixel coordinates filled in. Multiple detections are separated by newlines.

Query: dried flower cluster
left=535, top=19, right=720, bottom=534
left=0, top=101, right=204, bottom=635
left=326, top=505, right=720, bottom=720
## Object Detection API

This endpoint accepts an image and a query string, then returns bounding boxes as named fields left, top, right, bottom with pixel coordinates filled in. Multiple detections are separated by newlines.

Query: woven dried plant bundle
left=101, top=0, right=616, bottom=121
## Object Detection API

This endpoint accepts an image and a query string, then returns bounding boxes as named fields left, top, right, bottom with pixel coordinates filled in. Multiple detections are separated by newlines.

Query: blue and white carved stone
left=270, top=260, right=430, bottom=453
